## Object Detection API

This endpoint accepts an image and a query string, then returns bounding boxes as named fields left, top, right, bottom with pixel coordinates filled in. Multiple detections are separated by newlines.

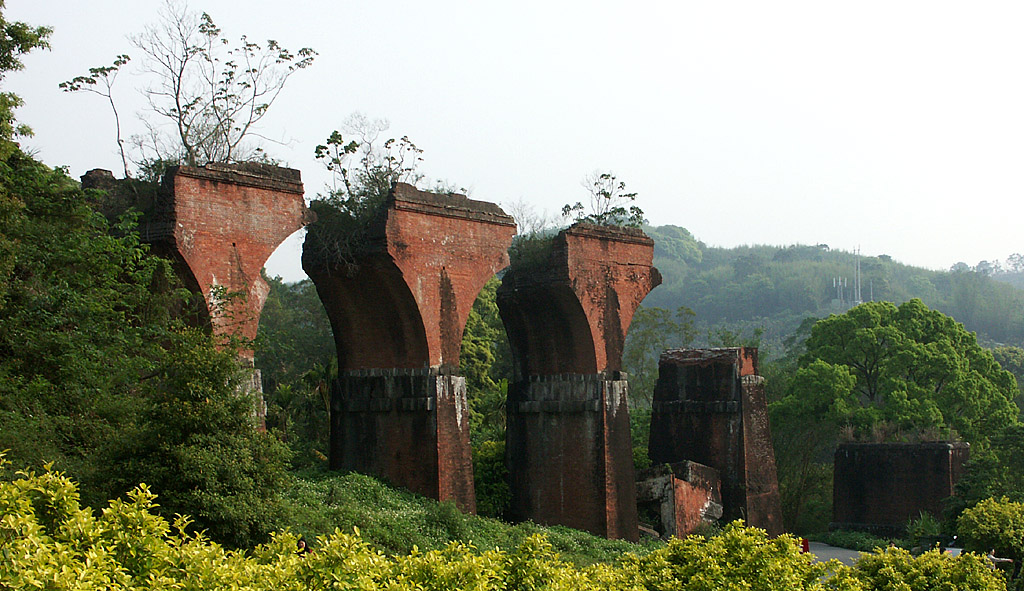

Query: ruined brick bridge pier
left=497, top=224, right=661, bottom=541
left=302, top=183, right=517, bottom=514
left=83, top=163, right=313, bottom=364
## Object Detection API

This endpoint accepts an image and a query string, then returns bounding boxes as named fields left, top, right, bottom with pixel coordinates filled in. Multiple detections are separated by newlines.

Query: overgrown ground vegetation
left=5, top=458, right=1014, bottom=590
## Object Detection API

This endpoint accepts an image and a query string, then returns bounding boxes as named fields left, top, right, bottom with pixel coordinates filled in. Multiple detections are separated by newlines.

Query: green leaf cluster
left=562, top=171, right=645, bottom=228
left=305, top=125, right=425, bottom=268
left=4, top=464, right=1008, bottom=591
left=0, top=151, right=183, bottom=484
left=769, top=300, right=1019, bottom=533
left=957, top=497, right=1024, bottom=568
left=0, top=135, right=292, bottom=549
left=851, top=547, right=1006, bottom=591
left=794, top=299, right=1018, bottom=444
left=0, top=3, right=50, bottom=157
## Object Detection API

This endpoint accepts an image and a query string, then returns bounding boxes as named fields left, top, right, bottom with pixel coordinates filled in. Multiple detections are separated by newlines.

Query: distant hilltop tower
left=854, top=247, right=863, bottom=305
left=831, top=247, right=864, bottom=309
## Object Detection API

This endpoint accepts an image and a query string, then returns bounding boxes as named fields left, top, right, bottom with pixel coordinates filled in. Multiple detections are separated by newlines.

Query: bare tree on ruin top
left=562, top=171, right=645, bottom=228
left=62, top=0, right=316, bottom=176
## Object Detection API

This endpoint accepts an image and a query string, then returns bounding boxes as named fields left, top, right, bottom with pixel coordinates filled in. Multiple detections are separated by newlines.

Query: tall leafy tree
left=797, top=299, right=1018, bottom=445
left=130, top=1, right=316, bottom=166
left=103, top=328, right=292, bottom=549
left=0, top=152, right=180, bottom=484
left=771, top=300, right=1019, bottom=531
left=0, top=1, right=49, bottom=158
left=60, top=0, right=315, bottom=172
left=770, top=360, right=856, bottom=531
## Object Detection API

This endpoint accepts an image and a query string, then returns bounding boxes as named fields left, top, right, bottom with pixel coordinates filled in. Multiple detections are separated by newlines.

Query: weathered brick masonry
left=303, top=183, right=516, bottom=513
left=649, top=348, right=784, bottom=535
left=636, top=461, right=723, bottom=539
left=498, top=224, right=661, bottom=541
left=140, top=163, right=311, bottom=358
left=832, top=442, right=969, bottom=536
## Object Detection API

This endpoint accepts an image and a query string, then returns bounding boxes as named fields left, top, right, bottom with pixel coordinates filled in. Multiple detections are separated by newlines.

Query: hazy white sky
left=8, top=1, right=1024, bottom=282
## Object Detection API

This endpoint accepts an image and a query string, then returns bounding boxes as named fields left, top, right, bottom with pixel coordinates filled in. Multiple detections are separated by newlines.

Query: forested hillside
left=643, top=225, right=1024, bottom=352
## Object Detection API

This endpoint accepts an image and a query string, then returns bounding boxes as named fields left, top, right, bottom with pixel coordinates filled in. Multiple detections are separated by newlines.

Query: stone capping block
left=390, top=182, right=516, bottom=227
left=525, top=371, right=629, bottom=383
left=339, top=367, right=457, bottom=378
left=660, top=347, right=759, bottom=377
left=336, top=368, right=450, bottom=412
left=512, top=400, right=602, bottom=413
left=170, top=162, right=304, bottom=194
left=511, top=373, right=627, bottom=413
left=339, top=397, right=436, bottom=412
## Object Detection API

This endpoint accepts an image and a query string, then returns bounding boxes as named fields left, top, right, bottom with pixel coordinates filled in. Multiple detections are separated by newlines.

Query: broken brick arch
left=303, top=194, right=661, bottom=537
left=498, top=281, right=598, bottom=378
left=83, top=163, right=314, bottom=360
left=497, top=224, right=661, bottom=541
left=302, top=183, right=517, bottom=514
left=306, top=256, right=431, bottom=370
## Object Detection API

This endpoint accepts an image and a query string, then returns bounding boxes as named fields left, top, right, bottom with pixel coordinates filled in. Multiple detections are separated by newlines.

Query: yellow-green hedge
left=0, top=458, right=1006, bottom=590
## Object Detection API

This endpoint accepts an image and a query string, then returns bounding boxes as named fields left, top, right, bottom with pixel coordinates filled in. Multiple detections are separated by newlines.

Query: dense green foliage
left=643, top=227, right=1024, bottom=352
left=460, top=277, right=512, bottom=446
left=768, top=300, right=1020, bottom=533
left=0, top=148, right=294, bottom=547
left=958, top=497, right=1024, bottom=566
left=101, top=328, right=293, bottom=549
left=256, top=276, right=334, bottom=469
left=851, top=547, right=1006, bottom=591
left=0, top=153, right=178, bottom=480
left=0, top=1, right=50, bottom=157
left=953, top=425, right=1024, bottom=517
left=5, top=460, right=1009, bottom=590
left=797, top=299, right=1017, bottom=443
left=957, top=497, right=1024, bottom=589
left=280, top=468, right=640, bottom=565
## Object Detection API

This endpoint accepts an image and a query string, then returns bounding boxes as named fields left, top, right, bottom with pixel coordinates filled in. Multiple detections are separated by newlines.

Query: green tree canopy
left=0, top=2, right=50, bottom=156
left=796, top=299, right=1018, bottom=445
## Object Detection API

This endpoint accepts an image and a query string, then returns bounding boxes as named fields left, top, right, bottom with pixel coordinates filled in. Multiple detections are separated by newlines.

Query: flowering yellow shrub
left=0, top=457, right=1007, bottom=591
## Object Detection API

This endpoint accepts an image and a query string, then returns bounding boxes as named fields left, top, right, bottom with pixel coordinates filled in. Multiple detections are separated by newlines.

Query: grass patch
left=281, top=469, right=660, bottom=565
left=812, top=530, right=899, bottom=552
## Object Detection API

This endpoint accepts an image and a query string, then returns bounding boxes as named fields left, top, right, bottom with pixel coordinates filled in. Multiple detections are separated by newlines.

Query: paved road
left=807, top=541, right=863, bottom=566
